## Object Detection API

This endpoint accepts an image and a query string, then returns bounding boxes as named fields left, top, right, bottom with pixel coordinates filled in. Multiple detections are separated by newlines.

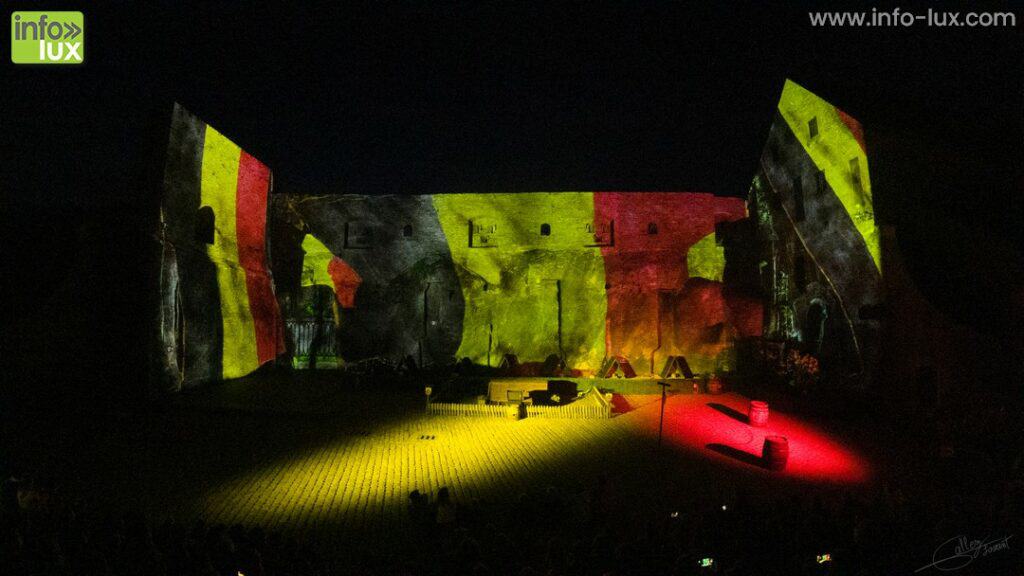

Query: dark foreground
left=3, top=374, right=1022, bottom=575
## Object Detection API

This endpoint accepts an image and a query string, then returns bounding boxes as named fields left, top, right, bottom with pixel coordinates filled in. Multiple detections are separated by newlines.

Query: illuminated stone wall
left=273, top=192, right=756, bottom=375
left=156, top=80, right=884, bottom=385
left=158, top=104, right=284, bottom=388
left=278, top=194, right=465, bottom=368
left=752, top=79, right=882, bottom=384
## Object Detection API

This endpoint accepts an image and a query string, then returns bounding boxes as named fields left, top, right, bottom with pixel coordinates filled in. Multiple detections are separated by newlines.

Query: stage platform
left=9, top=375, right=877, bottom=563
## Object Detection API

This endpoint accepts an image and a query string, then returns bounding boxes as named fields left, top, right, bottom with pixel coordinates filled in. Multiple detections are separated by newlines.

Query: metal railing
left=426, top=402, right=610, bottom=419
left=286, top=319, right=338, bottom=359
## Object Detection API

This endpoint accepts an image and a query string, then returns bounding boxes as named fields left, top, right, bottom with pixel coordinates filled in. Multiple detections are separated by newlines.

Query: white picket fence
left=426, top=402, right=610, bottom=419
left=426, top=403, right=515, bottom=418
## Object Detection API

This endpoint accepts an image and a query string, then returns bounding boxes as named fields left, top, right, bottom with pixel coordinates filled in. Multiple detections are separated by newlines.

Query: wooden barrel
left=748, top=400, right=769, bottom=427
left=762, top=436, right=789, bottom=471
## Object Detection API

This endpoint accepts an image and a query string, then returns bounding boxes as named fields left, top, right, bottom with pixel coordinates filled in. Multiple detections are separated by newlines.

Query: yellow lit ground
left=10, top=375, right=879, bottom=564
left=177, top=385, right=667, bottom=541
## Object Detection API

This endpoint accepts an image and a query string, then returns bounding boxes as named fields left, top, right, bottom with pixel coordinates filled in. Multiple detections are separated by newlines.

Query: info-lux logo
left=11, top=11, right=84, bottom=64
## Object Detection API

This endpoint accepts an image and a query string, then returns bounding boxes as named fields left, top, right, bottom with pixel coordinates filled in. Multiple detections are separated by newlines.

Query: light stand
left=657, top=380, right=671, bottom=447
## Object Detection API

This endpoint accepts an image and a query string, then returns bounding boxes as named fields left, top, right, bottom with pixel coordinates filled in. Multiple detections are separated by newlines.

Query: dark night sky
left=2, top=1, right=1022, bottom=349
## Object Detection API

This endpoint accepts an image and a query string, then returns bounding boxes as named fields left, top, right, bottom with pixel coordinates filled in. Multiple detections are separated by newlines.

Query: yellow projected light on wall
left=201, top=126, right=261, bottom=379
left=301, top=234, right=337, bottom=290
left=777, top=79, right=881, bottom=272
left=432, top=193, right=608, bottom=370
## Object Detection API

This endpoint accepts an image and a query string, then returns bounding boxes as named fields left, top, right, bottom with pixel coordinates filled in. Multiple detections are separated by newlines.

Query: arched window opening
left=804, top=300, right=828, bottom=353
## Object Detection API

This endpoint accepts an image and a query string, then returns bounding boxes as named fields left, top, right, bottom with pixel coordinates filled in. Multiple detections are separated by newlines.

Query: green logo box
left=11, top=11, right=84, bottom=64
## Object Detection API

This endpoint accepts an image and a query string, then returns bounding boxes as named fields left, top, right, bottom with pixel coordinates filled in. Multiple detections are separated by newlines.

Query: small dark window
left=403, top=224, right=413, bottom=237
left=793, top=175, right=805, bottom=221
left=482, top=283, right=488, bottom=292
left=647, top=222, right=659, bottom=235
left=540, top=223, right=551, bottom=236
left=604, top=282, right=611, bottom=290
left=808, top=117, right=819, bottom=140
left=195, top=206, right=215, bottom=244
left=849, top=158, right=862, bottom=187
